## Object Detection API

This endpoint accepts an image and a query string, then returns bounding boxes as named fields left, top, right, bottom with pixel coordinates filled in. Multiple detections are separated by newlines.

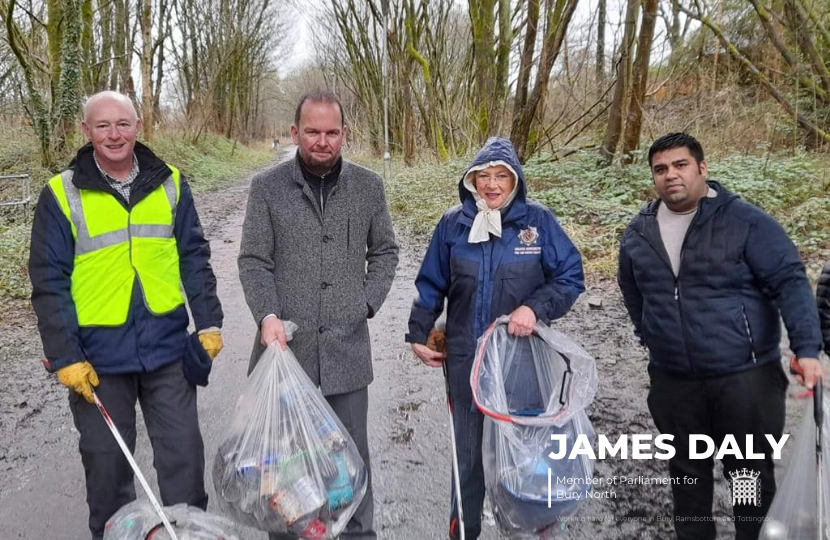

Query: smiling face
left=291, top=100, right=347, bottom=175
left=650, top=146, right=709, bottom=213
left=473, top=164, right=516, bottom=209
left=81, top=94, right=141, bottom=175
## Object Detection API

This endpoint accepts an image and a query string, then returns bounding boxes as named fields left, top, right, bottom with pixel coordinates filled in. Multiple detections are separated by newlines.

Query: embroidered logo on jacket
left=515, top=226, right=541, bottom=255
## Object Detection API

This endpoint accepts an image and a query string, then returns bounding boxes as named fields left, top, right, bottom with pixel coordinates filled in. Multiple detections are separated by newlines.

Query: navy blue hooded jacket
left=618, top=181, right=821, bottom=377
left=29, top=142, right=223, bottom=375
left=405, top=137, right=585, bottom=368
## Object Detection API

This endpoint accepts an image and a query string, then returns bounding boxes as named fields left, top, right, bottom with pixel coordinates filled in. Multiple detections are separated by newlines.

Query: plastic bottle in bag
left=326, top=452, right=354, bottom=510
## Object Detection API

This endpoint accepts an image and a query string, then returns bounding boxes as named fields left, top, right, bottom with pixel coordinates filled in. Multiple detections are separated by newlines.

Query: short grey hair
left=82, top=91, right=139, bottom=122
left=294, top=90, right=345, bottom=127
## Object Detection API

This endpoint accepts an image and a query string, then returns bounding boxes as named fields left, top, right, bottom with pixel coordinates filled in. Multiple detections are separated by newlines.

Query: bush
left=147, top=131, right=274, bottom=193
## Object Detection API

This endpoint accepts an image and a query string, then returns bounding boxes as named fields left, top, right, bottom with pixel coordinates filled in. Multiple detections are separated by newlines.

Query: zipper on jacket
left=633, top=225, right=694, bottom=374
left=740, top=304, right=758, bottom=363
left=675, top=219, right=696, bottom=375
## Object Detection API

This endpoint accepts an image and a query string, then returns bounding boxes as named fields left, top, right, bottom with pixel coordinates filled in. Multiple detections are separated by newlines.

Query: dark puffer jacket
left=618, top=181, right=821, bottom=377
left=818, top=262, right=830, bottom=353
left=405, top=137, right=585, bottom=401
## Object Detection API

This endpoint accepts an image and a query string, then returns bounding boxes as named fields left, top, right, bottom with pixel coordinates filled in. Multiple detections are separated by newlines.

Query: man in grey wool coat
left=238, top=90, right=399, bottom=540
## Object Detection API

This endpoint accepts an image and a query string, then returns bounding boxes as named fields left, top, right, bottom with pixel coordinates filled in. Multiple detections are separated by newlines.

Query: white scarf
left=463, top=160, right=520, bottom=243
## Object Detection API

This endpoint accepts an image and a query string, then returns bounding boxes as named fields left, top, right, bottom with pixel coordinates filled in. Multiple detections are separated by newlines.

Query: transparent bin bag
left=484, top=410, right=596, bottom=539
left=213, top=331, right=367, bottom=539
left=760, top=398, right=830, bottom=540
left=472, top=316, right=598, bottom=427
left=104, top=499, right=241, bottom=540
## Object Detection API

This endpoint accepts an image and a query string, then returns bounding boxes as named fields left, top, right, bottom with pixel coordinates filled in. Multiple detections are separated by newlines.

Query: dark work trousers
left=268, top=386, right=376, bottom=540
left=68, top=361, right=207, bottom=540
left=647, top=361, right=788, bottom=540
left=446, top=355, right=485, bottom=540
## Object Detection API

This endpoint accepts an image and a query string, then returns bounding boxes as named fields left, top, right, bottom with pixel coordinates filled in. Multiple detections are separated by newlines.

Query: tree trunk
left=81, top=0, right=94, bottom=94
left=512, top=0, right=540, bottom=123
left=510, top=0, right=581, bottom=162
left=98, top=0, right=113, bottom=92
left=599, top=0, right=638, bottom=165
left=54, top=0, right=83, bottom=151
left=469, top=0, right=497, bottom=142
left=5, top=0, right=54, bottom=166
left=140, top=0, right=154, bottom=140
left=620, top=0, right=658, bottom=162
left=596, top=0, right=605, bottom=86
left=47, top=0, right=64, bottom=107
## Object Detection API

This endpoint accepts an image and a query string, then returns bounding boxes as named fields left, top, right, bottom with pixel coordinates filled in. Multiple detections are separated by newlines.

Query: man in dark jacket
left=238, top=90, right=399, bottom=540
left=618, top=132, right=823, bottom=540
left=29, top=91, right=224, bottom=540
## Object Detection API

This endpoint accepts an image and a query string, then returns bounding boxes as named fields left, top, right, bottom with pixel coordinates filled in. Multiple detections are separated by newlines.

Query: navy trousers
left=445, top=355, right=485, bottom=540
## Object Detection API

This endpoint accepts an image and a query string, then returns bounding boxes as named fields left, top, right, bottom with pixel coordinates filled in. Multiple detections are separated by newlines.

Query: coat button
left=318, top=326, right=326, bottom=334
left=321, top=282, right=330, bottom=289
left=323, top=235, right=331, bottom=243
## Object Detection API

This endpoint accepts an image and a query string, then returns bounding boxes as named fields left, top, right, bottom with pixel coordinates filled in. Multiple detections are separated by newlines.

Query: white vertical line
left=548, top=467, right=552, bottom=508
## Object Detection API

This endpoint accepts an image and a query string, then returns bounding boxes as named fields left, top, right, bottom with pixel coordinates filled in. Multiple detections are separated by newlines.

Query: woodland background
left=0, top=0, right=829, bottom=306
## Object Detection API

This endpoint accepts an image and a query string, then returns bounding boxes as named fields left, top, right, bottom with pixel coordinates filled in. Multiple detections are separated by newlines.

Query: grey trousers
left=269, top=386, right=376, bottom=540
left=68, top=361, right=207, bottom=540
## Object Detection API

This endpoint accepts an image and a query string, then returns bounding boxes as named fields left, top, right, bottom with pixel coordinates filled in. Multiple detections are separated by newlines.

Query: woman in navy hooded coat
left=405, top=137, right=585, bottom=539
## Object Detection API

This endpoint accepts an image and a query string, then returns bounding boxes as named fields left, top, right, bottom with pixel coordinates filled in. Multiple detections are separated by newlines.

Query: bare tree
left=510, top=0, right=582, bottom=162
left=679, top=0, right=830, bottom=145
left=2, top=0, right=82, bottom=166
left=468, top=0, right=511, bottom=141
left=599, top=0, right=638, bottom=165
left=597, top=0, right=606, bottom=86
left=620, top=0, right=658, bottom=161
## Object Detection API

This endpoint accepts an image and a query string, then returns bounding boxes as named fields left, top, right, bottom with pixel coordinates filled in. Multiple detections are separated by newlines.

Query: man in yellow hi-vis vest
left=28, top=91, right=224, bottom=540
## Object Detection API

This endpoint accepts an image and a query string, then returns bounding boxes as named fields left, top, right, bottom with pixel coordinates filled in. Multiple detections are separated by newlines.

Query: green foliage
left=372, top=150, right=830, bottom=280
left=709, top=151, right=830, bottom=256
left=0, top=221, right=32, bottom=299
left=366, top=156, right=468, bottom=237
left=0, top=127, right=54, bottom=180
left=149, top=132, right=274, bottom=193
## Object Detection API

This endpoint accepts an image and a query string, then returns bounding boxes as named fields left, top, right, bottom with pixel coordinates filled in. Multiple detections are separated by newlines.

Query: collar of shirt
left=94, top=152, right=140, bottom=188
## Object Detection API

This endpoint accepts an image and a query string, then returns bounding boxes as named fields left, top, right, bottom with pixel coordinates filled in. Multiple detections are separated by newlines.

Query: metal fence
left=0, top=174, right=31, bottom=220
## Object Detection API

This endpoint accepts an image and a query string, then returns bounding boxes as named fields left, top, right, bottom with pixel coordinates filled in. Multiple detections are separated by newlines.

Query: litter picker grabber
left=442, top=359, right=466, bottom=540
left=91, top=391, right=179, bottom=540
left=815, top=379, right=824, bottom=540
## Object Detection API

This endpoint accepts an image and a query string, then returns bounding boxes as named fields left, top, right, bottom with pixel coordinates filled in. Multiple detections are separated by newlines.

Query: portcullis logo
left=729, top=468, right=761, bottom=507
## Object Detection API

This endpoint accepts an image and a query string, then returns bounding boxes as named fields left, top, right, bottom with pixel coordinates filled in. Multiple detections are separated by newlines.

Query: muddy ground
left=0, top=152, right=815, bottom=539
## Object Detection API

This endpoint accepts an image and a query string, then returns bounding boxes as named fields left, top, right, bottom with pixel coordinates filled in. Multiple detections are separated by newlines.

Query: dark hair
left=294, top=90, right=345, bottom=127
left=648, top=132, right=704, bottom=167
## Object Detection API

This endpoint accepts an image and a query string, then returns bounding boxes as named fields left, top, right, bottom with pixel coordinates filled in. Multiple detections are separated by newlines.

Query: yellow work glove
left=198, top=331, right=223, bottom=361
left=56, top=361, right=100, bottom=403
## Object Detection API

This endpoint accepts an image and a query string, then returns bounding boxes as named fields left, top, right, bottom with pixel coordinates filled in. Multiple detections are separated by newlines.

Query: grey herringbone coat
left=238, top=155, right=399, bottom=395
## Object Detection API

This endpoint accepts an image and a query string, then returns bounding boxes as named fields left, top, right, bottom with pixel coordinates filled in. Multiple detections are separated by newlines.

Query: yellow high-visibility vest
left=48, top=165, right=185, bottom=326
